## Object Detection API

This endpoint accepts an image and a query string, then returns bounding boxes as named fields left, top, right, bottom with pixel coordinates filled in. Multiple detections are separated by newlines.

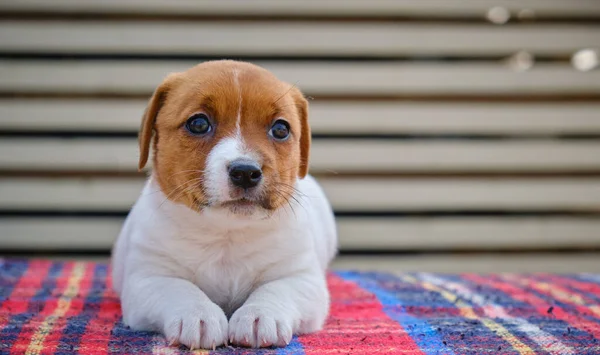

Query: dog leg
left=228, top=272, right=329, bottom=348
left=121, top=275, right=228, bottom=350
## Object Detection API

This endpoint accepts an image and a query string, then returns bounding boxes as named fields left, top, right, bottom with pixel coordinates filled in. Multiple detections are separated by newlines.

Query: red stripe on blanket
left=79, top=273, right=121, bottom=355
left=464, top=273, right=600, bottom=340
left=539, top=273, right=600, bottom=298
left=9, top=262, right=75, bottom=355
left=0, top=260, right=51, bottom=325
left=299, top=274, right=423, bottom=354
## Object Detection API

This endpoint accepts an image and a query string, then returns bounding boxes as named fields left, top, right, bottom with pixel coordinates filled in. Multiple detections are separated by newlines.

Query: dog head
left=138, top=60, right=310, bottom=217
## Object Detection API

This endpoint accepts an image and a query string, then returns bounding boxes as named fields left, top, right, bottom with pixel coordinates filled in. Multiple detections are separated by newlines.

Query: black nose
left=228, top=162, right=262, bottom=189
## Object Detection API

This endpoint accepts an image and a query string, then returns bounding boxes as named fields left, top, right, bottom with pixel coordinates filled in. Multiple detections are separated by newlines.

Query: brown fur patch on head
left=139, top=60, right=311, bottom=212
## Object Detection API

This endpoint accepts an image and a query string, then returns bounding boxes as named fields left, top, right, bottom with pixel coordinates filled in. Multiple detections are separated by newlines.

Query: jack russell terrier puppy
left=111, top=60, right=337, bottom=350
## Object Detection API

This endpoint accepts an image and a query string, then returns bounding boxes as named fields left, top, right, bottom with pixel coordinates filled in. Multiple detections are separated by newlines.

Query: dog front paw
left=228, top=305, right=294, bottom=348
left=163, top=303, right=228, bottom=350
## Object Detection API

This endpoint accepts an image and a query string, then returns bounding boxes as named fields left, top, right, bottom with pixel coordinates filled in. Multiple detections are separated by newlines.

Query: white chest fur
left=112, top=176, right=333, bottom=312
left=111, top=175, right=337, bottom=348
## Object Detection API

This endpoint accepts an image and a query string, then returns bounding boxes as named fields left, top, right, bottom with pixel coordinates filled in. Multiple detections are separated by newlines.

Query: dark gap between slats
left=316, top=172, right=600, bottom=179
left=335, top=211, right=600, bottom=217
left=0, top=52, right=573, bottom=63
left=1, top=13, right=599, bottom=24
left=338, top=248, right=600, bottom=255
left=316, top=134, right=600, bottom=140
left=0, top=250, right=113, bottom=257
left=3, top=171, right=600, bottom=179
left=337, top=248, right=600, bottom=255
left=1, top=249, right=600, bottom=257
left=2, top=210, right=600, bottom=218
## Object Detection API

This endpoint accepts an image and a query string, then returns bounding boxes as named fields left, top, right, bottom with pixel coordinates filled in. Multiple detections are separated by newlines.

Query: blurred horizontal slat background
left=2, top=61, right=599, bottom=95
left=0, top=0, right=599, bottom=270
left=1, top=0, right=599, bottom=18
left=1, top=100, right=600, bottom=134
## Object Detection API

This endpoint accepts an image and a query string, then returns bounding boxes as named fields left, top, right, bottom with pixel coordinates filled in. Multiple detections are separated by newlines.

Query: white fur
left=112, top=173, right=337, bottom=349
left=233, top=68, right=242, bottom=134
left=204, top=136, right=260, bottom=205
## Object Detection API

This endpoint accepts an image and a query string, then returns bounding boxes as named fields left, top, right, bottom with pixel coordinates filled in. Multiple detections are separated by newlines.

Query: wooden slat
left=2, top=100, right=600, bottom=134
left=1, top=0, right=599, bottom=18
left=1, top=177, right=599, bottom=211
left=308, top=102, right=600, bottom=135
left=0, top=218, right=122, bottom=250
left=1, top=138, right=600, bottom=173
left=0, top=99, right=144, bottom=132
left=338, top=217, right=600, bottom=250
left=323, top=178, right=600, bottom=211
left=0, top=139, right=139, bottom=172
left=1, top=21, right=598, bottom=56
left=314, top=140, right=600, bottom=173
left=0, top=178, right=142, bottom=211
left=2, top=217, right=599, bottom=251
left=1, top=61, right=598, bottom=96
left=333, top=255, right=600, bottom=273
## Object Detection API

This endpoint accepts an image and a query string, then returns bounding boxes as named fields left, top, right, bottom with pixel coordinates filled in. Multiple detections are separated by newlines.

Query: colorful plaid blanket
left=1, top=260, right=599, bottom=354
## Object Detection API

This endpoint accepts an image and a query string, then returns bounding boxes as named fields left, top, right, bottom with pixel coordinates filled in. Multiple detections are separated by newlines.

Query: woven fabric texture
left=1, top=259, right=599, bottom=354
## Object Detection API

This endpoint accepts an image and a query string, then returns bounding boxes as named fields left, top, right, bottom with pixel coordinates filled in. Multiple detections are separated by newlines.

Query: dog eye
left=269, top=120, right=290, bottom=140
left=185, top=113, right=212, bottom=135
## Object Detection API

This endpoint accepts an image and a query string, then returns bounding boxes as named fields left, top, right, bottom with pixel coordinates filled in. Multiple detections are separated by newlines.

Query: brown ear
left=290, top=87, right=311, bottom=178
left=138, top=74, right=178, bottom=170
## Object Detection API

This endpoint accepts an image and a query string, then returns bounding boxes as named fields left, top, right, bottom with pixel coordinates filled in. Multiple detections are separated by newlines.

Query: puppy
left=111, top=60, right=337, bottom=349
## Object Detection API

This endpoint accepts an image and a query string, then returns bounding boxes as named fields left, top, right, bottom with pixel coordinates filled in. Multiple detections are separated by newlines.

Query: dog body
left=111, top=60, right=337, bottom=349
